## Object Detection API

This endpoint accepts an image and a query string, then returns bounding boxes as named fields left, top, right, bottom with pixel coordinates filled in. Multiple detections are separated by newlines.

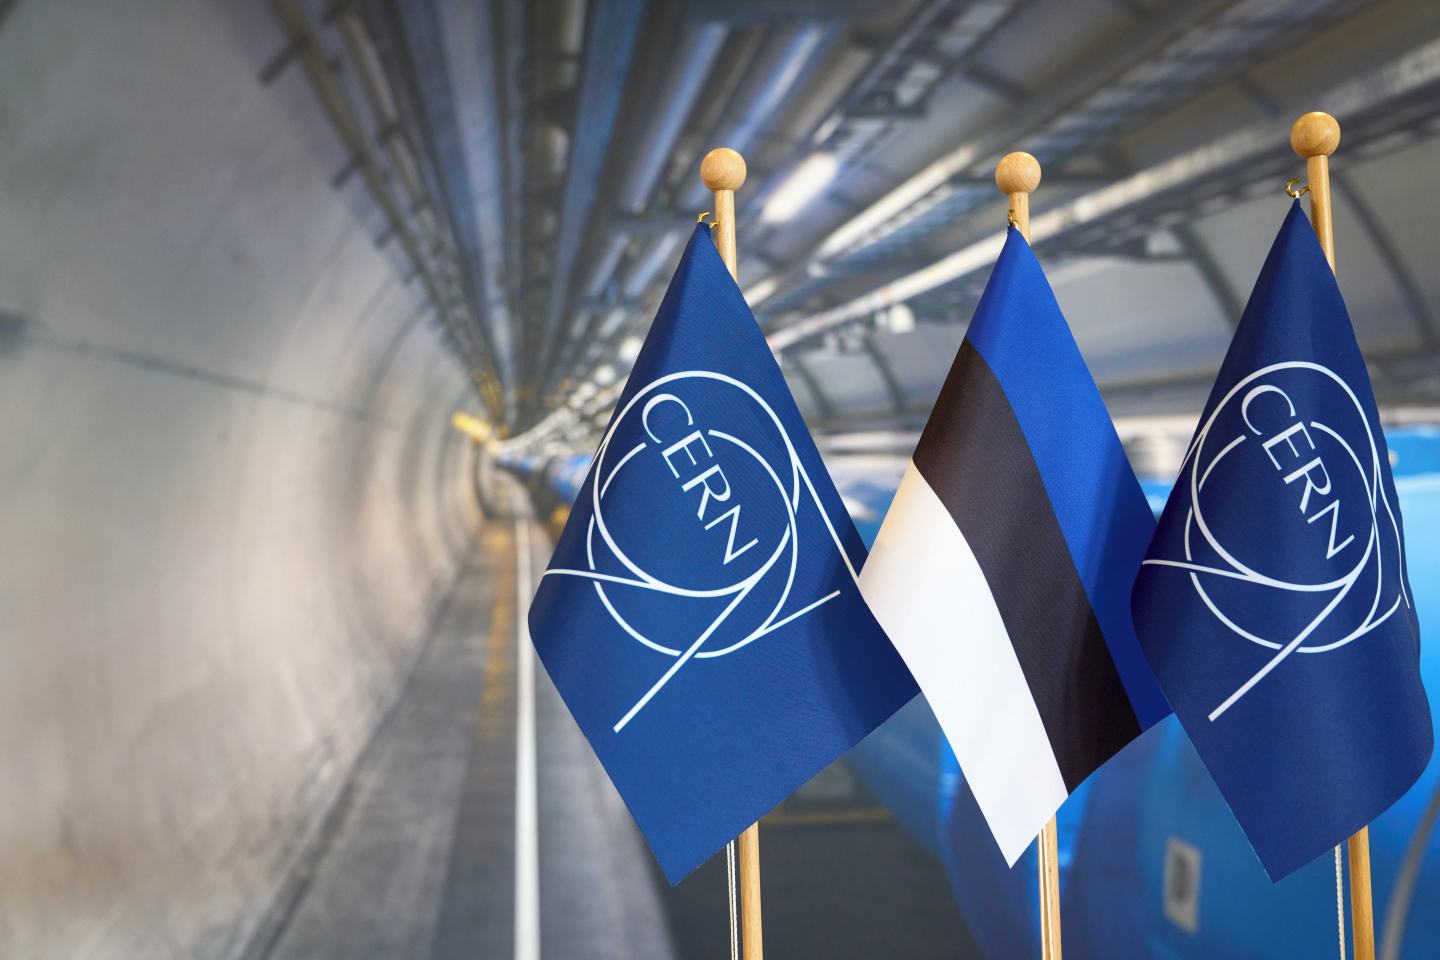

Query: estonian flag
left=858, top=227, right=1171, bottom=864
left=1131, top=202, right=1433, bottom=880
left=529, top=224, right=919, bottom=883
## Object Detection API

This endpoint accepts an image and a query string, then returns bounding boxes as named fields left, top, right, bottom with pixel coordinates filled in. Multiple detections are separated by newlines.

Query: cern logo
left=1143, top=361, right=1410, bottom=720
left=542, top=371, right=853, bottom=732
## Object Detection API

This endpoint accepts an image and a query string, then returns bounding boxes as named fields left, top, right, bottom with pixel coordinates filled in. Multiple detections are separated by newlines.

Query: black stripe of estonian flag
left=914, top=341, right=1140, bottom=791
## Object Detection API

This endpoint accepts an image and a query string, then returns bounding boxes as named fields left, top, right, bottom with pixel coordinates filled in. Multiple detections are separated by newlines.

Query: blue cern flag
left=528, top=224, right=919, bottom=882
left=1132, top=202, right=1433, bottom=880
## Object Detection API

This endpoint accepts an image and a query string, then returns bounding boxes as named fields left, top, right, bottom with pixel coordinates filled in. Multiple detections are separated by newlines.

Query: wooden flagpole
left=1291, top=110, right=1376, bottom=960
left=997, top=152, right=1040, bottom=239
left=995, top=151, right=1063, bottom=960
left=701, top=146, right=763, bottom=960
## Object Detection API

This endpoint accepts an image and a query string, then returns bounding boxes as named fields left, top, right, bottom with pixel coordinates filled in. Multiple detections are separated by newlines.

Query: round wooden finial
left=995, top=152, right=1042, bottom=196
left=1291, top=112, right=1340, bottom=158
left=701, top=148, right=747, bottom=192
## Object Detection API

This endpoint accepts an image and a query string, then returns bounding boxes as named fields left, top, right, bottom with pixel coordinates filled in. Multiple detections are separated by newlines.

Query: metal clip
left=1007, top=209, right=1019, bottom=228
left=1286, top=177, right=1310, bottom=198
left=698, top=212, right=712, bottom=224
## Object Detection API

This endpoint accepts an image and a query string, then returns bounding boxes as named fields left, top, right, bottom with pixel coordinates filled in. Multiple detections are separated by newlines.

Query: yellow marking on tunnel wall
left=451, top=412, right=492, bottom=444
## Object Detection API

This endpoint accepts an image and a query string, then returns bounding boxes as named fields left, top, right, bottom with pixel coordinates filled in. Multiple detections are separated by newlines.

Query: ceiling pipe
left=496, top=0, right=527, bottom=305
left=265, top=0, right=505, bottom=416
left=555, top=19, right=833, bottom=400
left=377, top=0, right=515, bottom=417
left=536, top=0, right=649, bottom=419
left=675, top=22, right=830, bottom=211
left=548, top=22, right=729, bottom=396
left=619, top=23, right=730, bottom=215
left=581, top=24, right=728, bottom=302
left=434, top=0, right=518, bottom=408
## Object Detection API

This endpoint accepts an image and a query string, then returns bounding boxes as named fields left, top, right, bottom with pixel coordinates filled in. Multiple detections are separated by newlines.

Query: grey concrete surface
left=256, top=546, right=497, bottom=960
left=244, top=496, right=675, bottom=960
left=431, top=508, right=676, bottom=960
left=532, top=599, right=677, bottom=960
left=0, top=1, right=483, bottom=957
left=658, top=770, right=983, bottom=960
left=429, top=518, right=523, bottom=960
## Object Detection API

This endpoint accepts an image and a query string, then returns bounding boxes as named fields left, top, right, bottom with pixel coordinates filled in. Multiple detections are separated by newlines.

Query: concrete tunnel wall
left=0, top=1, right=485, bottom=956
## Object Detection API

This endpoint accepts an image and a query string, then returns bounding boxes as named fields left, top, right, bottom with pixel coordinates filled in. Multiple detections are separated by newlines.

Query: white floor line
left=514, top=510, right=540, bottom=960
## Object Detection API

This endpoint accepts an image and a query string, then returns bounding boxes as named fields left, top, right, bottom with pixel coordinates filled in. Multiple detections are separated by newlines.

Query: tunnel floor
left=247, top=477, right=979, bottom=960
left=656, top=784, right=983, bottom=960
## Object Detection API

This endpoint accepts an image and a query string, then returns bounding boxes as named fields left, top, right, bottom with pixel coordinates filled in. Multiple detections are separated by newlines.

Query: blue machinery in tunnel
left=501, top=425, right=1440, bottom=960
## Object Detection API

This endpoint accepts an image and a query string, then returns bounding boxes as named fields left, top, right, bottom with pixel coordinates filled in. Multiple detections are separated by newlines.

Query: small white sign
left=1164, top=837, right=1202, bottom=934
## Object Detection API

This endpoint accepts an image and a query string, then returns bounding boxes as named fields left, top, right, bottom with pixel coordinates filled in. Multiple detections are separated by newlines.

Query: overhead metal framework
left=269, top=0, right=1440, bottom=443
left=666, top=0, right=1397, bottom=433
left=779, top=36, right=1440, bottom=424
left=754, top=0, right=1376, bottom=322
left=775, top=36, right=1440, bottom=344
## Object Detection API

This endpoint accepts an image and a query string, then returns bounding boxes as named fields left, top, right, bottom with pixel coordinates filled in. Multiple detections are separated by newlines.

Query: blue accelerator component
left=834, top=426, right=1440, bottom=960
left=502, top=426, right=1440, bottom=958
left=547, top=453, right=593, bottom=503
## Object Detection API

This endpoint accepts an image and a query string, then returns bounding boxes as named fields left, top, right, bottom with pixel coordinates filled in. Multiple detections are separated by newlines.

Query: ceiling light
left=885, top=303, right=915, bottom=334
left=761, top=153, right=840, bottom=224
left=744, top=277, right=779, bottom=306
left=617, top=336, right=643, bottom=363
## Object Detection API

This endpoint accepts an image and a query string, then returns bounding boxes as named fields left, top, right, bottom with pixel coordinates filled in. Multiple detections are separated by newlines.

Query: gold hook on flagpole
left=1285, top=177, right=1310, bottom=198
left=698, top=212, right=713, bottom=224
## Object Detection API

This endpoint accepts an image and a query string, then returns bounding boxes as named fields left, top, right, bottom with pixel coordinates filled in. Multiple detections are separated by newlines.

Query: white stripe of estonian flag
left=859, top=462, right=1068, bottom=865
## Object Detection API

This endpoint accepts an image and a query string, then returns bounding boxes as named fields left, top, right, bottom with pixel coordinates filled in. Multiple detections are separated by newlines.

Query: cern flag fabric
left=858, top=227, right=1170, bottom=865
left=1132, top=202, right=1433, bottom=880
left=528, top=224, right=918, bottom=883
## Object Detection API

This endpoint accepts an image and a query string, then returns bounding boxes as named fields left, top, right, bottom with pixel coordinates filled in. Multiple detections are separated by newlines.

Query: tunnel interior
left=3, top=0, right=1440, bottom=958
